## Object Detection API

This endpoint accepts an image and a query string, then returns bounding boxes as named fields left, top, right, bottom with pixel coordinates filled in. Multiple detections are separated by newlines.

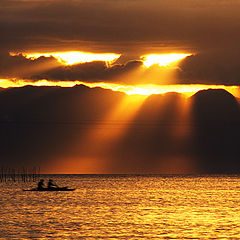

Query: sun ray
left=47, top=94, right=147, bottom=174
left=141, top=53, right=192, bottom=68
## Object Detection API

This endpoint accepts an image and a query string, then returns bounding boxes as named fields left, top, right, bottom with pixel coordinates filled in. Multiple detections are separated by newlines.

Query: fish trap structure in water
left=0, top=167, right=41, bottom=183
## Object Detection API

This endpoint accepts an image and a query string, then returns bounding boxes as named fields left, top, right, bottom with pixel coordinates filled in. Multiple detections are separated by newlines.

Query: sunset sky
left=1, top=0, right=240, bottom=174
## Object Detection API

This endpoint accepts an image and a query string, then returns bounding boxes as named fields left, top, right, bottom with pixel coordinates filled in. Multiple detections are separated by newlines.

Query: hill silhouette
left=0, top=85, right=124, bottom=167
left=0, top=86, right=240, bottom=173
left=191, top=89, right=240, bottom=173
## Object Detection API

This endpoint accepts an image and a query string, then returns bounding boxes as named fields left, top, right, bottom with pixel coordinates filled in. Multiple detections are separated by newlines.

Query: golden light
left=10, top=51, right=121, bottom=66
left=122, top=84, right=240, bottom=98
left=142, top=53, right=192, bottom=68
left=48, top=94, right=147, bottom=174
left=0, top=79, right=239, bottom=98
left=77, top=94, right=147, bottom=152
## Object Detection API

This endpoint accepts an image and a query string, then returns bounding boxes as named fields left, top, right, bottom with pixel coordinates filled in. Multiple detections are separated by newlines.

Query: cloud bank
left=1, top=52, right=240, bottom=86
left=1, top=0, right=240, bottom=85
left=2, top=0, right=240, bottom=54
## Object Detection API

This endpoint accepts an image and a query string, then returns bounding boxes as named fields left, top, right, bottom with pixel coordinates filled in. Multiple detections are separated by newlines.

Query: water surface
left=1, top=175, right=240, bottom=239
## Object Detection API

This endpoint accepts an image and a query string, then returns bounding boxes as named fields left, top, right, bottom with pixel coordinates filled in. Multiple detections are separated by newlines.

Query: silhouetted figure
left=47, top=179, right=58, bottom=189
left=37, top=179, right=44, bottom=190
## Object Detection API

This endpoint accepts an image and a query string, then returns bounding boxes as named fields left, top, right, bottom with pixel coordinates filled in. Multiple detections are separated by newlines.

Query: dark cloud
left=177, top=54, right=240, bottom=85
left=0, top=52, right=60, bottom=78
left=2, top=0, right=240, bottom=85
left=30, top=60, right=143, bottom=83
left=0, top=51, right=143, bottom=83
left=1, top=0, right=240, bottom=55
left=1, top=51, right=240, bottom=86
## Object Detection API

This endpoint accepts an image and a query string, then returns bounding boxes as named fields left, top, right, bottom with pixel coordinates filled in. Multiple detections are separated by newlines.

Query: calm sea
left=1, top=175, right=240, bottom=239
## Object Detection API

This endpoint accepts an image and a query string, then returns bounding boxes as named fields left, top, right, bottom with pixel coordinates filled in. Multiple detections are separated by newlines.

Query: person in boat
left=47, top=179, right=58, bottom=189
left=37, top=179, right=45, bottom=190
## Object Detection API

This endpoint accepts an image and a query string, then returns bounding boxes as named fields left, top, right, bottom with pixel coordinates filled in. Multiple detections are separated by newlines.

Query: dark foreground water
left=1, top=175, right=240, bottom=239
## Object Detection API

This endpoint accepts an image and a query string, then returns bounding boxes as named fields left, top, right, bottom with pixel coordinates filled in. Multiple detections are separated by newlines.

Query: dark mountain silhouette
left=0, top=86, right=240, bottom=173
left=107, top=92, right=195, bottom=173
left=0, top=85, right=124, bottom=122
left=0, top=85, right=124, bottom=167
left=192, top=89, right=240, bottom=124
left=191, top=89, right=240, bottom=173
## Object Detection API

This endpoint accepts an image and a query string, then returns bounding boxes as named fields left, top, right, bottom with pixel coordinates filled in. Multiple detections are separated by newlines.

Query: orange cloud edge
left=6, top=51, right=239, bottom=98
left=0, top=78, right=239, bottom=99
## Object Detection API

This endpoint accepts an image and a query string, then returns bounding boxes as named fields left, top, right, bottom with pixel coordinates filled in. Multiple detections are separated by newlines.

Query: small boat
left=23, top=187, right=75, bottom=192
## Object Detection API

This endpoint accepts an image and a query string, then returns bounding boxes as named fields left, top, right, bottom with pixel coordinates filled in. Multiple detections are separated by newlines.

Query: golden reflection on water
left=1, top=175, right=240, bottom=239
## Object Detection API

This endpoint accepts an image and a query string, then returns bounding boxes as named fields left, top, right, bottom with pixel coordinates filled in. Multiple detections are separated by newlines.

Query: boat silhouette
left=23, top=187, right=75, bottom=191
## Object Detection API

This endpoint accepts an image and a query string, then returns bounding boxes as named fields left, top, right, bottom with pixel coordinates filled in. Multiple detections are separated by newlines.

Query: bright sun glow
left=10, top=51, right=121, bottom=65
left=0, top=79, right=239, bottom=98
left=142, top=53, right=192, bottom=68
